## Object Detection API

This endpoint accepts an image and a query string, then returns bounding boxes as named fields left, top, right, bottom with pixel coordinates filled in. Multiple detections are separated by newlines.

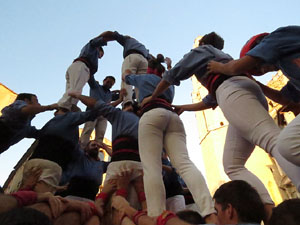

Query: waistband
left=140, top=97, right=173, bottom=116
left=124, top=49, right=145, bottom=58
left=111, top=135, right=140, bottom=162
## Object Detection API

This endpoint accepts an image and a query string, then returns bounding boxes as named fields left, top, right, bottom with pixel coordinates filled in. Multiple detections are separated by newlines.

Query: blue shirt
left=247, top=26, right=300, bottom=95
left=88, top=75, right=112, bottom=103
left=39, top=109, right=100, bottom=146
left=162, top=45, right=233, bottom=107
left=113, top=31, right=149, bottom=59
left=125, top=74, right=175, bottom=103
left=60, top=148, right=109, bottom=186
left=0, top=100, right=39, bottom=152
left=78, top=36, right=107, bottom=75
left=94, top=101, right=139, bottom=141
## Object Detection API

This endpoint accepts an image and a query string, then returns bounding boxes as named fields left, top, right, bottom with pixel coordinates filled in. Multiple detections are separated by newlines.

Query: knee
left=223, top=160, right=246, bottom=176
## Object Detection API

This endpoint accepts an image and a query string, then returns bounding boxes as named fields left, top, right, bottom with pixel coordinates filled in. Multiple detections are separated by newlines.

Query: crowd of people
left=0, top=26, right=300, bottom=225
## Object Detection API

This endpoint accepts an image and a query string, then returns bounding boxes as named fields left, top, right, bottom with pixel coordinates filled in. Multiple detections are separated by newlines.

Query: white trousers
left=80, top=116, right=107, bottom=149
left=216, top=76, right=300, bottom=204
left=166, top=195, right=186, bottom=213
left=277, top=115, right=300, bottom=170
left=121, top=53, right=148, bottom=102
left=58, top=61, right=90, bottom=110
left=139, top=108, right=215, bottom=217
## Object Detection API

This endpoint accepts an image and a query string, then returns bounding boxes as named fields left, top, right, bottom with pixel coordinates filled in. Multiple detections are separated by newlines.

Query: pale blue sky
left=0, top=0, right=299, bottom=185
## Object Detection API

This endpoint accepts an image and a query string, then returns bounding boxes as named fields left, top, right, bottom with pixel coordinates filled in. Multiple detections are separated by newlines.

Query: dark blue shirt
left=94, top=100, right=139, bottom=141
left=60, top=148, right=109, bottom=186
left=125, top=74, right=175, bottom=103
left=88, top=75, right=112, bottom=103
left=0, top=100, right=39, bottom=152
left=247, top=26, right=300, bottom=95
left=113, top=31, right=149, bottom=59
left=78, top=36, right=107, bottom=75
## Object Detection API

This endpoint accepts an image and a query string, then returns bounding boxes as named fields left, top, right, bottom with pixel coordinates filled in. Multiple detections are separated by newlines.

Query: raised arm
left=21, top=103, right=58, bottom=117
left=110, top=88, right=127, bottom=107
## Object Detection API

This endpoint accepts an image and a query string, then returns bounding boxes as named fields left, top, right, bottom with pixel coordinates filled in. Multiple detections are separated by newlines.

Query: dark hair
left=176, top=210, right=205, bottom=224
left=104, top=75, right=116, bottom=83
left=0, top=207, right=53, bottom=225
left=213, top=180, right=265, bottom=223
left=269, top=199, right=300, bottom=225
left=148, top=54, right=166, bottom=76
left=16, top=93, right=36, bottom=102
left=200, top=32, right=224, bottom=50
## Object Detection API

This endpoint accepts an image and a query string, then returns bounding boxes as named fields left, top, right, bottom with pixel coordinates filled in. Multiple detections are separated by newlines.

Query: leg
left=138, top=108, right=169, bottom=216
left=223, top=125, right=274, bottom=204
left=277, top=115, right=300, bottom=166
left=94, top=116, right=107, bottom=143
left=58, top=61, right=90, bottom=110
left=80, top=119, right=97, bottom=149
left=164, top=112, right=215, bottom=218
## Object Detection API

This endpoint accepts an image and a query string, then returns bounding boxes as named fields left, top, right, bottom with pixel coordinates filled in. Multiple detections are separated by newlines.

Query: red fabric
left=87, top=202, right=97, bottom=215
left=138, top=191, right=146, bottom=202
left=10, top=191, right=37, bottom=207
left=95, top=192, right=108, bottom=202
left=240, top=32, right=269, bottom=58
left=132, top=210, right=147, bottom=224
left=116, top=188, right=128, bottom=198
left=156, top=211, right=177, bottom=225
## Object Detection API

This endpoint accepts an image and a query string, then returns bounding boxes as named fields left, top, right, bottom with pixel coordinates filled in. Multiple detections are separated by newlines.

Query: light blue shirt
left=162, top=45, right=233, bottom=107
left=125, top=74, right=175, bottom=103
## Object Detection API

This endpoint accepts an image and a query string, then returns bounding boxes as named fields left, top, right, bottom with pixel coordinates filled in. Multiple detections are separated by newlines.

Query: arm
left=207, top=55, right=261, bottom=75
left=165, top=57, right=172, bottom=70
left=110, top=89, right=127, bottom=107
left=256, top=81, right=292, bottom=105
left=99, top=142, right=112, bottom=157
left=173, top=101, right=212, bottom=115
left=69, top=92, right=97, bottom=108
left=21, top=103, right=58, bottom=117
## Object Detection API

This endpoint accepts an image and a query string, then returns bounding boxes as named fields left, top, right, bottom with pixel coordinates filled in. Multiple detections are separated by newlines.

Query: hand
left=165, top=57, right=172, bottom=69
left=20, top=166, right=42, bottom=190
left=47, top=195, right=68, bottom=219
left=102, top=179, right=117, bottom=194
left=172, top=105, right=185, bottom=115
left=68, top=91, right=81, bottom=99
left=119, top=88, right=128, bottom=98
left=66, top=200, right=93, bottom=224
left=95, top=198, right=105, bottom=217
left=141, top=96, right=152, bottom=107
left=100, top=31, right=115, bottom=42
left=207, top=60, right=224, bottom=74
left=280, top=102, right=300, bottom=116
left=47, top=103, right=59, bottom=111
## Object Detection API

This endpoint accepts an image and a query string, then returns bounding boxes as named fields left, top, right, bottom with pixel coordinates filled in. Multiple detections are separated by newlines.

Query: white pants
left=121, top=53, right=148, bottom=102
left=277, top=115, right=300, bottom=169
left=216, top=76, right=300, bottom=204
left=80, top=116, right=107, bottom=149
left=139, top=108, right=215, bottom=217
left=58, top=61, right=90, bottom=110
left=166, top=195, right=186, bottom=213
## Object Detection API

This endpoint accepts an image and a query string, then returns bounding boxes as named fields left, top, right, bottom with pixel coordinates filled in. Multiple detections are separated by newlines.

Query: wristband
left=156, top=211, right=177, bottom=225
left=116, top=188, right=128, bottom=198
left=132, top=210, right=147, bottom=224
left=95, top=192, right=108, bottom=202
left=10, top=191, right=37, bottom=207
left=138, top=191, right=146, bottom=202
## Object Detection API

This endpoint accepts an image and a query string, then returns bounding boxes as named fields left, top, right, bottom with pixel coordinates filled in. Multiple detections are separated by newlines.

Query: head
left=98, top=46, right=104, bottom=59
left=102, top=76, right=116, bottom=89
left=122, top=100, right=134, bottom=112
left=23, top=159, right=63, bottom=194
left=213, top=180, right=265, bottom=225
left=84, top=140, right=101, bottom=159
left=147, top=53, right=166, bottom=77
left=16, top=93, right=40, bottom=106
left=269, top=199, right=300, bottom=225
left=54, top=107, right=70, bottom=116
left=199, top=32, right=224, bottom=50
left=176, top=210, right=205, bottom=224
left=239, top=32, right=274, bottom=75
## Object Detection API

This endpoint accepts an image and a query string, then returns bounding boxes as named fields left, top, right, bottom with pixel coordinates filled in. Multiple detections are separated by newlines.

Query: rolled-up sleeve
left=113, top=31, right=126, bottom=46
left=202, top=94, right=218, bottom=109
left=90, top=36, right=107, bottom=47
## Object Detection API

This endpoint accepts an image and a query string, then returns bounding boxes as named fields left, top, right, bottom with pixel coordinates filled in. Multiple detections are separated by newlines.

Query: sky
left=0, top=0, right=299, bottom=186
